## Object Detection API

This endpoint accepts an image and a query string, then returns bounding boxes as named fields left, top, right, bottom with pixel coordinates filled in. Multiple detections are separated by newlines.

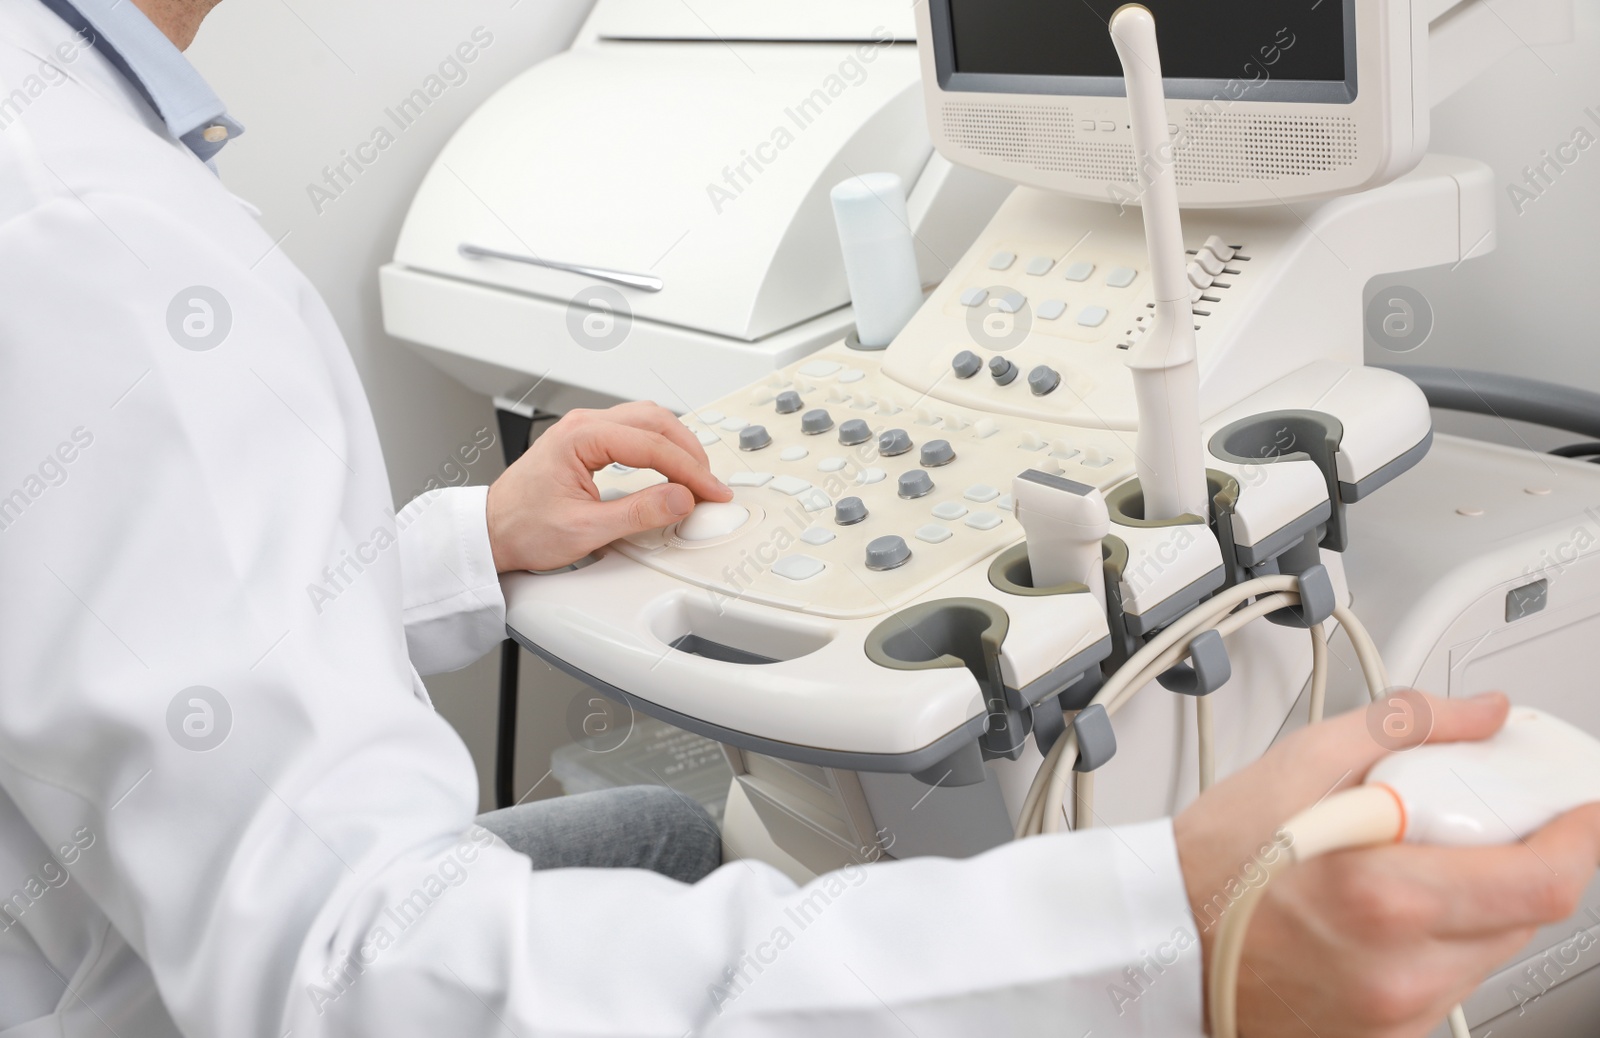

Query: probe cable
left=1011, top=571, right=1470, bottom=1038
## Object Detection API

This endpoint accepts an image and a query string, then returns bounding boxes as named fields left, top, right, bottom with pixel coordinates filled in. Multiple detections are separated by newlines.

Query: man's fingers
left=600, top=401, right=714, bottom=470
left=587, top=483, right=696, bottom=543
left=574, top=424, right=730, bottom=504
left=1276, top=692, right=1511, bottom=801
left=1352, top=803, right=1600, bottom=939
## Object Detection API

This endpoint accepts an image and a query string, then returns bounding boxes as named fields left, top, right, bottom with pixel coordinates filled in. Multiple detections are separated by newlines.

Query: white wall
left=1367, top=3, right=1600, bottom=450
left=187, top=0, right=598, bottom=811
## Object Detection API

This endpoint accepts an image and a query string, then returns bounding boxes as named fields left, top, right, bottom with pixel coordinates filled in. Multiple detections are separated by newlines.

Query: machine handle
left=458, top=243, right=664, bottom=292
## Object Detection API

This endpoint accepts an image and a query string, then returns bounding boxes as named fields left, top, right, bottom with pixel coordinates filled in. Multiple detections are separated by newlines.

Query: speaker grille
left=942, top=102, right=1358, bottom=187
left=1177, top=112, right=1359, bottom=185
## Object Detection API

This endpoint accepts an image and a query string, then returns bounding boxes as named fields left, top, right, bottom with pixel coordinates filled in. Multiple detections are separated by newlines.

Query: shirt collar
left=36, top=0, right=244, bottom=162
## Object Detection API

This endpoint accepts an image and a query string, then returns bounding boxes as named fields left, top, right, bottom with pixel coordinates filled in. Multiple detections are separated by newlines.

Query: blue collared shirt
left=36, top=0, right=243, bottom=163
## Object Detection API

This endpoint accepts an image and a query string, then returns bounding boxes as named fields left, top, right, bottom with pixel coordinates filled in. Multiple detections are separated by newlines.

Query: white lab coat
left=0, top=4, right=1202, bottom=1035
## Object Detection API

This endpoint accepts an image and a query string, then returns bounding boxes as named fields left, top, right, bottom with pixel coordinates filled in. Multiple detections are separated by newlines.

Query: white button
left=798, top=488, right=832, bottom=512
left=1026, top=257, right=1055, bottom=276
left=1193, top=251, right=1225, bottom=277
left=698, top=410, right=725, bottom=424
left=750, top=389, right=777, bottom=406
left=995, top=291, right=1026, bottom=314
left=966, top=512, right=1003, bottom=531
left=773, top=555, right=825, bottom=581
left=727, top=472, right=773, bottom=487
left=818, top=457, right=848, bottom=473
left=964, top=484, right=999, bottom=503
left=839, top=369, right=866, bottom=383
left=972, top=418, right=999, bottom=439
left=1019, top=432, right=1047, bottom=451
left=1079, top=119, right=1096, bottom=131
left=1099, top=120, right=1116, bottom=132
left=1082, top=449, right=1114, bottom=468
left=678, top=502, right=750, bottom=541
left=800, top=528, right=835, bottom=546
left=916, top=524, right=953, bottom=544
left=780, top=446, right=808, bottom=462
left=609, top=463, right=636, bottom=474
left=1049, top=442, right=1081, bottom=460
left=1064, top=261, right=1095, bottom=282
left=1078, top=306, right=1109, bottom=328
left=1201, top=235, right=1236, bottom=262
left=799, top=360, right=842, bottom=378
left=856, top=467, right=887, bottom=485
left=1106, top=266, right=1138, bottom=288
left=960, top=288, right=989, bottom=307
left=1037, top=299, right=1067, bottom=321
left=720, top=417, right=749, bottom=431
left=600, top=487, right=629, bottom=502
left=771, top=476, right=812, bottom=496
left=696, top=430, right=719, bottom=446
left=989, top=251, right=1016, bottom=270
left=932, top=501, right=968, bottom=520
left=997, top=494, right=1014, bottom=512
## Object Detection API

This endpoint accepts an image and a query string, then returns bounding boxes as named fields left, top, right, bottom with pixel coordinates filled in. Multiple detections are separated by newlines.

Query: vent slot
left=941, top=102, right=1357, bottom=187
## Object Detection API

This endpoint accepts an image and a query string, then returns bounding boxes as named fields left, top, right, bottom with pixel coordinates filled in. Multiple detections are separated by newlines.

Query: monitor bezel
left=927, top=0, right=1360, bottom=106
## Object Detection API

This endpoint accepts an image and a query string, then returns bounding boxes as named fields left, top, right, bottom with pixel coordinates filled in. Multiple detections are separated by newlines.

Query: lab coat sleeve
left=0, top=191, right=1203, bottom=1038
left=395, top=484, right=507, bottom=674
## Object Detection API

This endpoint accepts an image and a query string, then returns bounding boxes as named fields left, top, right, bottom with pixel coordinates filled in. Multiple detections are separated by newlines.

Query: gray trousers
left=477, top=785, right=722, bottom=885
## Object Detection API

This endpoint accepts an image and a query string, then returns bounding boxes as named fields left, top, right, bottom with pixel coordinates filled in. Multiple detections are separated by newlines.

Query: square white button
left=916, top=524, right=953, bottom=544
left=964, top=484, right=999, bottom=503
left=932, top=501, right=968, bottom=520
left=771, top=476, right=812, bottom=496
left=1106, top=266, right=1138, bottom=288
left=988, top=251, right=1016, bottom=270
left=727, top=472, right=773, bottom=488
left=800, top=528, right=835, bottom=546
left=966, top=512, right=1003, bottom=531
left=1078, top=306, right=1109, bottom=328
left=960, top=288, right=989, bottom=307
left=773, top=555, right=825, bottom=581
left=995, top=291, right=1026, bottom=314
left=1026, top=257, right=1055, bottom=276
left=1037, top=300, right=1067, bottom=321
left=1063, top=261, right=1094, bottom=282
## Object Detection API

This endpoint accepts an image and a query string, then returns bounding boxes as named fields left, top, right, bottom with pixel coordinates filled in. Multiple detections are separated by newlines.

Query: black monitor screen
left=938, top=0, right=1354, bottom=102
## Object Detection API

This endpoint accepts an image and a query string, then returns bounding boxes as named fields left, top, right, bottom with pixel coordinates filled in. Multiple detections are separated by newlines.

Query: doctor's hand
left=1175, top=691, right=1600, bottom=1038
left=486, top=402, right=732, bottom=573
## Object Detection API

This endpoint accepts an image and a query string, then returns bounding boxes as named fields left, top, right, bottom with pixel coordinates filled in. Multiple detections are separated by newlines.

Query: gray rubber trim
left=1381, top=365, right=1600, bottom=440
left=843, top=328, right=887, bottom=352
left=508, top=627, right=992, bottom=774
left=987, top=541, right=1092, bottom=597
left=1124, top=566, right=1228, bottom=637
left=1072, top=704, right=1118, bottom=773
left=1234, top=500, right=1333, bottom=568
left=1104, top=479, right=1208, bottom=529
left=1339, top=427, right=1433, bottom=503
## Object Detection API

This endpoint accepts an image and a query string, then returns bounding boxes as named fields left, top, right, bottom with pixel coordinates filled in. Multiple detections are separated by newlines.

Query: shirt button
left=202, top=124, right=230, bottom=143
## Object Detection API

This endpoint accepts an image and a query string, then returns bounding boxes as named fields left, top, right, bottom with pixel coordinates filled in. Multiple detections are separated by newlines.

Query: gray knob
left=1028, top=365, right=1061, bottom=396
left=774, top=390, right=803, bottom=414
left=989, top=356, right=1017, bottom=386
left=800, top=408, right=834, bottom=435
left=878, top=428, right=913, bottom=457
left=835, top=496, right=868, bottom=526
left=952, top=350, right=982, bottom=379
left=838, top=418, right=872, bottom=447
left=898, top=469, right=934, bottom=499
left=739, top=425, right=772, bottom=451
left=920, top=439, right=956, bottom=467
left=865, top=535, right=912, bottom=572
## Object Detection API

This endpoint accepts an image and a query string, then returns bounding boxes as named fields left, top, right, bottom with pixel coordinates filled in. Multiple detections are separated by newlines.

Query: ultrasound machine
left=384, top=1, right=1600, bottom=1032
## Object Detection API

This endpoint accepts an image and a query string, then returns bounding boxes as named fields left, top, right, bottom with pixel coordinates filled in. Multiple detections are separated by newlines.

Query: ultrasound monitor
left=914, top=0, right=1429, bottom=206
